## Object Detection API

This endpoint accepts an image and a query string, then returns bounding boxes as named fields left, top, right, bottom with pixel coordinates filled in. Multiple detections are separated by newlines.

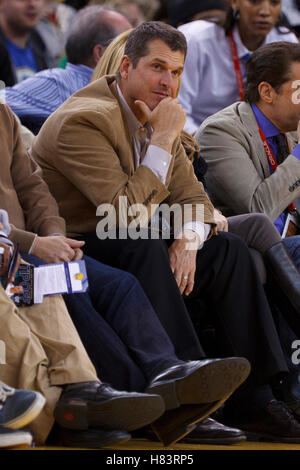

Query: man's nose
left=159, top=71, right=173, bottom=87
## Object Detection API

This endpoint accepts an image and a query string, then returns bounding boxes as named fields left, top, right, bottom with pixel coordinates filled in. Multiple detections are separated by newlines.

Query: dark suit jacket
left=0, top=27, right=49, bottom=86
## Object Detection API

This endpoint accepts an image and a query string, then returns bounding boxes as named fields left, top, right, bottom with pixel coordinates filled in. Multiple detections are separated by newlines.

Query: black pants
left=81, top=231, right=288, bottom=389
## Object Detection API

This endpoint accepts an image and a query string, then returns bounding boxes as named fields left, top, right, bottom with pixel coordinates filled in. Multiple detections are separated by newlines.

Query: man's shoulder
left=34, top=76, right=123, bottom=150
left=198, top=102, right=253, bottom=135
left=0, top=103, right=17, bottom=137
left=266, top=26, right=298, bottom=44
left=179, top=19, right=218, bottom=38
left=60, top=75, right=120, bottom=120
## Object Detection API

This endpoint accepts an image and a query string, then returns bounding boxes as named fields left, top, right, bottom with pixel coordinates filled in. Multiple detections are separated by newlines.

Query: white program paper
left=33, top=262, right=84, bottom=303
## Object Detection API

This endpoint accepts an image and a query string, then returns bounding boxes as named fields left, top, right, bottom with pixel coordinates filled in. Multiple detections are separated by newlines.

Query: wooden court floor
left=28, top=438, right=300, bottom=450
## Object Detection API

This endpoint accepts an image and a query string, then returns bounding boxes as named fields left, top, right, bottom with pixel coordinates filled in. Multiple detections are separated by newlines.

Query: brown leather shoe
left=179, top=418, right=246, bottom=444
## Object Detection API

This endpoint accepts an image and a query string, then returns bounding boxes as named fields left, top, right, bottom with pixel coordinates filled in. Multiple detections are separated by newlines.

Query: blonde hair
left=91, top=29, right=132, bottom=81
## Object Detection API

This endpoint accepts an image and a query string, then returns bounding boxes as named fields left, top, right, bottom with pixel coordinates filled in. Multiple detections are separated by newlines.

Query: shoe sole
left=4, top=392, right=46, bottom=430
left=0, top=431, right=33, bottom=449
left=54, top=394, right=165, bottom=432
left=180, top=435, right=247, bottom=445
left=56, top=430, right=132, bottom=449
left=146, top=358, right=250, bottom=410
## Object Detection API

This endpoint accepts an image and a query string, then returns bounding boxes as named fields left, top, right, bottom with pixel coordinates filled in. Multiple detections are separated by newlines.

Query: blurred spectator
left=90, top=0, right=158, bottom=26
left=282, top=0, right=300, bottom=36
left=0, top=0, right=50, bottom=85
left=0, top=5, right=131, bottom=134
left=36, top=0, right=77, bottom=67
left=178, top=0, right=298, bottom=134
left=64, top=0, right=89, bottom=9
left=168, top=0, right=228, bottom=27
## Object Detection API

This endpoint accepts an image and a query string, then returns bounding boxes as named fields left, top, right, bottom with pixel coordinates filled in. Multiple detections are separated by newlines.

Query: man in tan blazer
left=32, top=22, right=300, bottom=441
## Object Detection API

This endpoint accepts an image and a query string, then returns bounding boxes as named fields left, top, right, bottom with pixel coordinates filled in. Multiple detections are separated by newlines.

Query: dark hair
left=244, top=41, right=300, bottom=103
left=167, top=0, right=227, bottom=27
left=66, top=5, right=120, bottom=65
left=124, top=21, right=187, bottom=67
left=224, top=4, right=293, bottom=36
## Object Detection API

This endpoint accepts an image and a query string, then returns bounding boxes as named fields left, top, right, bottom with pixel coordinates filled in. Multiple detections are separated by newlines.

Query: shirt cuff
left=28, top=234, right=38, bottom=255
left=142, top=145, right=172, bottom=184
left=182, top=221, right=211, bottom=247
left=292, top=144, right=300, bottom=161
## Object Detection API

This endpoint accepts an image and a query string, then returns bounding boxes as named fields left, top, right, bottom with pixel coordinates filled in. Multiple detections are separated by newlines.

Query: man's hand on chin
left=134, top=97, right=186, bottom=153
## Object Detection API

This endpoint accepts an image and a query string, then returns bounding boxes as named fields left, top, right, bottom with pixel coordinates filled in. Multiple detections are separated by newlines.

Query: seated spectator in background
left=0, top=5, right=131, bottom=134
left=67, top=0, right=89, bottom=9
left=90, top=0, right=157, bottom=27
left=168, top=0, right=227, bottom=28
left=36, top=0, right=77, bottom=67
left=90, top=27, right=131, bottom=81
left=197, top=42, right=300, bottom=277
left=282, top=0, right=300, bottom=36
left=178, top=0, right=298, bottom=135
left=32, top=20, right=300, bottom=442
left=0, top=0, right=50, bottom=85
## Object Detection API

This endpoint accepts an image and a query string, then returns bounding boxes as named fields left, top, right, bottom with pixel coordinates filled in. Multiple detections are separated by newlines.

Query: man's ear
left=92, top=44, right=105, bottom=67
left=258, top=81, right=276, bottom=104
left=119, top=55, right=131, bottom=80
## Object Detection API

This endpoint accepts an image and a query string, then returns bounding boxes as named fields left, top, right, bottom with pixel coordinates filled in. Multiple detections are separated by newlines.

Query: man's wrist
left=151, top=132, right=176, bottom=153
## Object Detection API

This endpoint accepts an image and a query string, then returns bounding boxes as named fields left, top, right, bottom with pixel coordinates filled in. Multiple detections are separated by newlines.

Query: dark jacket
left=0, top=27, right=49, bottom=86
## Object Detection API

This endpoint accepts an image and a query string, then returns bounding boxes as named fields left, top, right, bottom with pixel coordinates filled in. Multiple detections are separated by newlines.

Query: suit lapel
left=238, top=102, right=271, bottom=178
left=109, top=80, right=136, bottom=175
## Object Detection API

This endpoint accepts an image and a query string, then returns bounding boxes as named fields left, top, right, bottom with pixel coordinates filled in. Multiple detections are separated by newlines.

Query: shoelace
left=270, top=400, right=300, bottom=427
left=0, top=383, right=15, bottom=410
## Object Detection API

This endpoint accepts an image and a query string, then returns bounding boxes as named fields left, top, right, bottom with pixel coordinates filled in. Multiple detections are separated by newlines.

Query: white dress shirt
left=178, top=20, right=298, bottom=135
left=117, top=84, right=211, bottom=244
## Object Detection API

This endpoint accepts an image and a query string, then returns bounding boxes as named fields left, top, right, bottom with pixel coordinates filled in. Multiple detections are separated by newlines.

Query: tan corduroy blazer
left=0, top=104, right=65, bottom=252
left=196, top=101, right=300, bottom=220
left=32, top=75, right=216, bottom=237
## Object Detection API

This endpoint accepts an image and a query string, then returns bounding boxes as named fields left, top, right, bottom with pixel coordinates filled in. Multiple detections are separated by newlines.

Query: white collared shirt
left=178, top=20, right=298, bottom=134
left=116, top=84, right=210, bottom=244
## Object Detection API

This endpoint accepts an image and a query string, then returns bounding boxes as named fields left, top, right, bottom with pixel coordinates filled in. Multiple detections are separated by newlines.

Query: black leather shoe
left=146, top=358, right=251, bottom=410
left=48, top=425, right=131, bottom=448
left=179, top=418, right=246, bottom=444
left=133, top=417, right=246, bottom=445
left=54, top=381, right=165, bottom=431
left=224, top=399, right=300, bottom=443
left=274, top=371, right=300, bottom=418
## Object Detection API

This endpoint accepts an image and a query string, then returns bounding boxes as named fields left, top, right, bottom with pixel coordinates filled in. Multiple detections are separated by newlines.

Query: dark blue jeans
left=21, top=253, right=178, bottom=392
